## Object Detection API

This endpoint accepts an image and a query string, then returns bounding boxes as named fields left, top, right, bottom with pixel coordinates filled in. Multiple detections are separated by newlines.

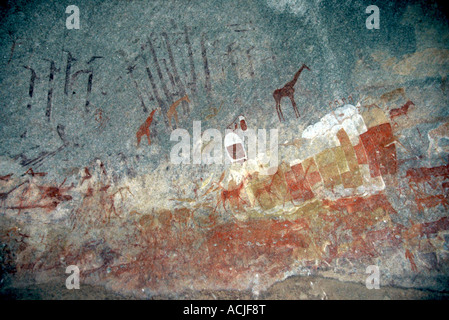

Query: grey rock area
left=0, top=0, right=449, bottom=299
left=1, top=0, right=446, bottom=179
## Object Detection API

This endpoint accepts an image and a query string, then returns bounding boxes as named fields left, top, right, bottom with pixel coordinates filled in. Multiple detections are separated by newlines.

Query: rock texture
left=1, top=0, right=449, bottom=299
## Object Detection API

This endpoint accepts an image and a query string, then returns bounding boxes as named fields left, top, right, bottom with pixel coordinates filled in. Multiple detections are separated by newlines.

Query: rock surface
left=0, top=0, right=449, bottom=299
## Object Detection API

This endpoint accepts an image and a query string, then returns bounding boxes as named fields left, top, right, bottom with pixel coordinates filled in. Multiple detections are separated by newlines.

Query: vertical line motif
left=140, top=43, right=169, bottom=126
left=147, top=36, right=174, bottom=107
left=85, top=71, right=93, bottom=112
left=64, top=51, right=76, bottom=95
left=184, top=25, right=197, bottom=94
left=24, top=66, right=38, bottom=109
left=201, top=33, right=211, bottom=94
left=45, top=60, right=58, bottom=121
left=162, top=32, right=189, bottom=114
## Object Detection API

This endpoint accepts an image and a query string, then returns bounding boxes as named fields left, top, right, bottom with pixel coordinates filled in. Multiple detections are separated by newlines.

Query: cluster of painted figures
left=1, top=65, right=449, bottom=295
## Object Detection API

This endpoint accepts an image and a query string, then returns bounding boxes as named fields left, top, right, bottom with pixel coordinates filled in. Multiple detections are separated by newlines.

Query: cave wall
left=1, top=0, right=449, bottom=297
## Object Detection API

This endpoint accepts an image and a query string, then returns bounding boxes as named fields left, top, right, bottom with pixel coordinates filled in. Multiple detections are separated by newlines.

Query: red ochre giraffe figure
left=136, top=109, right=157, bottom=147
left=273, top=63, right=311, bottom=122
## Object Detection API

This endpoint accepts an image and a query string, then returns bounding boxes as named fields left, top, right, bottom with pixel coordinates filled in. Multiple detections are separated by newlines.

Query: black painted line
left=201, top=33, right=211, bottom=94
left=184, top=25, right=197, bottom=94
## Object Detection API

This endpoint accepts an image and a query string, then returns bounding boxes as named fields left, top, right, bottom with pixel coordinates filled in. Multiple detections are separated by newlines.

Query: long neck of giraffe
left=172, top=95, right=188, bottom=108
left=292, top=65, right=307, bottom=84
left=147, top=109, right=156, bottom=123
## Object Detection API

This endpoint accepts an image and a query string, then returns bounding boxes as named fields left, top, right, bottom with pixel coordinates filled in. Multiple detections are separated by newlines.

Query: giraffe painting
left=167, top=95, right=190, bottom=130
left=136, top=108, right=158, bottom=147
left=273, top=64, right=310, bottom=122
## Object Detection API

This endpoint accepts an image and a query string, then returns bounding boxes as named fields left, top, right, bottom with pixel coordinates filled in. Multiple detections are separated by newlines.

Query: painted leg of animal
left=273, top=93, right=284, bottom=122
left=276, top=100, right=284, bottom=122
left=213, top=193, right=227, bottom=213
left=289, top=93, right=300, bottom=118
left=233, top=194, right=247, bottom=212
left=167, top=115, right=173, bottom=131
left=173, top=110, right=179, bottom=129
left=275, top=103, right=279, bottom=121
left=222, top=193, right=229, bottom=212
left=277, top=103, right=284, bottom=122
left=136, top=131, right=142, bottom=147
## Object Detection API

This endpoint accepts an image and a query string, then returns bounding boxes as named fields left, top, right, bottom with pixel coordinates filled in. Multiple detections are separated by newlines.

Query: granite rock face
left=1, top=0, right=449, bottom=298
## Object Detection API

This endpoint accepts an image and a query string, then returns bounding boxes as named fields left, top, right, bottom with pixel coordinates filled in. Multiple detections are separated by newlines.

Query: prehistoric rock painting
left=273, top=64, right=310, bottom=122
left=2, top=0, right=449, bottom=301
left=389, top=100, right=414, bottom=121
left=136, top=109, right=158, bottom=147
left=213, top=104, right=396, bottom=215
left=406, top=162, right=449, bottom=213
left=1, top=92, right=448, bottom=297
left=167, top=95, right=190, bottom=130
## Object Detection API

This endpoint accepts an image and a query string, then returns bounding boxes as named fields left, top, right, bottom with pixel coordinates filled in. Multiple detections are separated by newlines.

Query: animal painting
left=136, top=109, right=158, bottom=147
left=167, top=95, right=190, bottom=130
left=389, top=100, right=414, bottom=121
left=273, top=64, right=310, bottom=122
